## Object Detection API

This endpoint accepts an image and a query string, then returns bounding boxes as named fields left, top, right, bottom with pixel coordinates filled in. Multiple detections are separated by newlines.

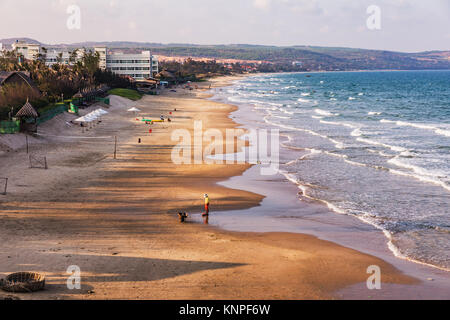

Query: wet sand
left=0, top=76, right=422, bottom=299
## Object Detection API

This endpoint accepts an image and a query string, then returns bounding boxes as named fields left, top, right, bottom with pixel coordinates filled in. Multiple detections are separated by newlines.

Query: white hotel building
left=95, top=47, right=159, bottom=80
left=9, top=41, right=158, bottom=80
left=11, top=41, right=41, bottom=60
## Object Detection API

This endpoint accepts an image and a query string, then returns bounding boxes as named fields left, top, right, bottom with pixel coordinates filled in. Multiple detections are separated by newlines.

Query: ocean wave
left=263, top=116, right=344, bottom=149
left=368, top=111, right=382, bottom=115
left=300, top=92, right=311, bottom=96
left=356, top=137, right=407, bottom=153
left=271, top=115, right=291, bottom=120
left=380, top=119, right=450, bottom=137
left=350, top=128, right=363, bottom=137
left=388, top=157, right=450, bottom=192
left=280, top=108, right=294, bottom=115
left=315, top=108, right=339, bottom=117
left=320, top=120, right=357, bottom=129
left=280, top=168, right=450, bottom=271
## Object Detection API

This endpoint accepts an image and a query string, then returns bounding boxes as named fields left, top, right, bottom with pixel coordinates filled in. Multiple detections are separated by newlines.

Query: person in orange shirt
left=202, top=194, right=210, bottom=224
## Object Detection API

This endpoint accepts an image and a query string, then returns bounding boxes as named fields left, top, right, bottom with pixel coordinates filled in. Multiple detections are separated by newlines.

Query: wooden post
left=25, top=135, right=28, bottom=154
left=44, top=157, right=48, bottom=170
left=114, top=136, right=117, bottom=159
left=1, top=178, right=7, bottom=195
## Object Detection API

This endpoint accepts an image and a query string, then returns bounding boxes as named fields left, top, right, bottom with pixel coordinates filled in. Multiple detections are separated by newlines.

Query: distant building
left=11, top=41, right=41, bottom=60
left=292, top=61, right=303, bottom=66
left=8, top=41, right=158, bottom=81
left=95, top=47, right=159, bottom=80
left=94, top=46, right=107, bottom=70
left=0, top=43, right=3, bottom=52
left=45, top=48, right=85, bottom=66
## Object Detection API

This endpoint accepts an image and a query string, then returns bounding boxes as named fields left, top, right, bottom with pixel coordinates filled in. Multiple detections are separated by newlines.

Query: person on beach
left=202, top=194, right=210, bottom=224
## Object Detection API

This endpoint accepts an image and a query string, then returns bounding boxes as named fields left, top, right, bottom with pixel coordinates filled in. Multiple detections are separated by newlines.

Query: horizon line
left=1, top=37, right=449, bottom=54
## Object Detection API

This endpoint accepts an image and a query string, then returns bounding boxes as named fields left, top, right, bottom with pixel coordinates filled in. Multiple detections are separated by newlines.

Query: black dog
left=178, top=212, right=189, bottom=223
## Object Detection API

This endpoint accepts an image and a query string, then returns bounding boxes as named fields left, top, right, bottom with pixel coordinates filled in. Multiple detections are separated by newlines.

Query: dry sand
left=0, top=76, right=417, bottom=300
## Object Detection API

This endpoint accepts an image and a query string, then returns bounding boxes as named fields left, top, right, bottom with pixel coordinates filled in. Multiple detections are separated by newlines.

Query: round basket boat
left=0, top=272, right=45, bottom=293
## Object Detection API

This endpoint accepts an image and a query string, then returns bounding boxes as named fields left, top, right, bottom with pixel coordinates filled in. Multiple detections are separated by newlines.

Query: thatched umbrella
left=73, top=91, right=83, bottom=105
left=15, top=99, right=39, bottom=118
left=15, top=99, right=39, bottom=132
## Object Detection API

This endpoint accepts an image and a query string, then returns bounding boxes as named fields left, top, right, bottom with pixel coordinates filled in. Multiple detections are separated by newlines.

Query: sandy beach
left=0, top=75, right=440, bottom=300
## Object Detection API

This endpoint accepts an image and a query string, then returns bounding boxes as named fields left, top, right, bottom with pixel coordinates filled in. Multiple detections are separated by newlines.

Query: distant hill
left=1, top=38, right=449, bottom=71
left=0, top=38, right=42, bottom=47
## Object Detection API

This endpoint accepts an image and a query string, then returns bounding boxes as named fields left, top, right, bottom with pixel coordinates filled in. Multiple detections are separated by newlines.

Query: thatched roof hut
left=157, top=70, right=176, bottom=80
left=0, top=71, right=38, bottom=91
left=15, top=99, right=39, bottom=118
left=73, top=91, right=83, bottom=99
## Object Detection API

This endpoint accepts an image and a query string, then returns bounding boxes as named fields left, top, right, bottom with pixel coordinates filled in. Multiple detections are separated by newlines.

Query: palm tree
left=69, top=49, right=78, bottom=65
left=56, top=52, right=63, bottom=64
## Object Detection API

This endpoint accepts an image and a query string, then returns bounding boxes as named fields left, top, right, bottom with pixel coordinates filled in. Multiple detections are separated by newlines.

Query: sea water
left=215, top=70, right=450, bottom=270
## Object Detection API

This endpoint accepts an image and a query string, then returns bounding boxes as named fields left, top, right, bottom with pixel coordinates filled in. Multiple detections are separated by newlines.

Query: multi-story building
left=94, top=47, right=107, bottom=70
left=95, top=46, right=159, bottom=80
left=11, top=41, right=41, bottom=60
left=9, top=41, right=159, bottom=81
left=45, top=48, right=86, bottom=67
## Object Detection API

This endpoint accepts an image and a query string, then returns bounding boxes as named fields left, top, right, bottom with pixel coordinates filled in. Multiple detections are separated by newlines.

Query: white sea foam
left=301, top=92, right=311, bottom=96
left=280, top=108, right=294, bottom=115
left=380, top=119, right=450, bottom=137
left=350, top=128, right=363, bottom=137
left=356, top=137, right=407, bottom=153
left=388, top=157, right=450, bottom=192
left=315, top=109, right=338, bottom=117
left=320, top=120, right=357, bottom=129
left=348, top=97, right=356, bottom=100
left=368, top=111, right=382, bottom=115
left=263, top=116, right=344, bottom=149
left=271, top=115, right=290, bottom=120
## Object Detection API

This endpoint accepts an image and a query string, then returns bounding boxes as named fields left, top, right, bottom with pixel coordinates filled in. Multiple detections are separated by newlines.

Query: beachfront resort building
left=11, top=41, right=41, bottom=60
left=45, top=48, right=86, bottom=67
left=95, top=46, right=159, bottom=80
left=8, top=41, right=158, bottom=80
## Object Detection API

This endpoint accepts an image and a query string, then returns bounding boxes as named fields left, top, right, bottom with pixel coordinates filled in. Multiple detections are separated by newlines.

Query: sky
left=0, top=0, right=449, bottom=52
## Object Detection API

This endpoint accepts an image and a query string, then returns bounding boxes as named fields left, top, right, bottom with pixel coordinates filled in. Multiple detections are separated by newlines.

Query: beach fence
left=0, top=178, right=7, bottom=195
left=29, top=154, right=48, bottom=169
left=36, top=103, right=68, bottom=125
left=95, top=97, right=110, bottom=105
left=0, top=120, right=20, bottom=134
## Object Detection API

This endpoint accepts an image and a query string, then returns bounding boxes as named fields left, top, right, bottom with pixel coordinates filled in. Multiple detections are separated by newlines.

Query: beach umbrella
left=128, top=107, right=141, bottom=112
left=84, top=112, right=96, bottom=119
left=74, top=116, right=86, bottom=122
left=97, top=108, right=108, bottom=114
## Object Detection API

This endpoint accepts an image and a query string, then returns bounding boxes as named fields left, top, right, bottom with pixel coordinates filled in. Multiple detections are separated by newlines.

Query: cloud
left=253, top=0, right=271, bottom=10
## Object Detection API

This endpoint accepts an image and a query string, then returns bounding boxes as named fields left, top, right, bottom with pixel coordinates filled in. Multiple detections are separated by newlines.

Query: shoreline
left=0, top=76, right=446, bottom=299
left=205, top=74, right=450, bottom=298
